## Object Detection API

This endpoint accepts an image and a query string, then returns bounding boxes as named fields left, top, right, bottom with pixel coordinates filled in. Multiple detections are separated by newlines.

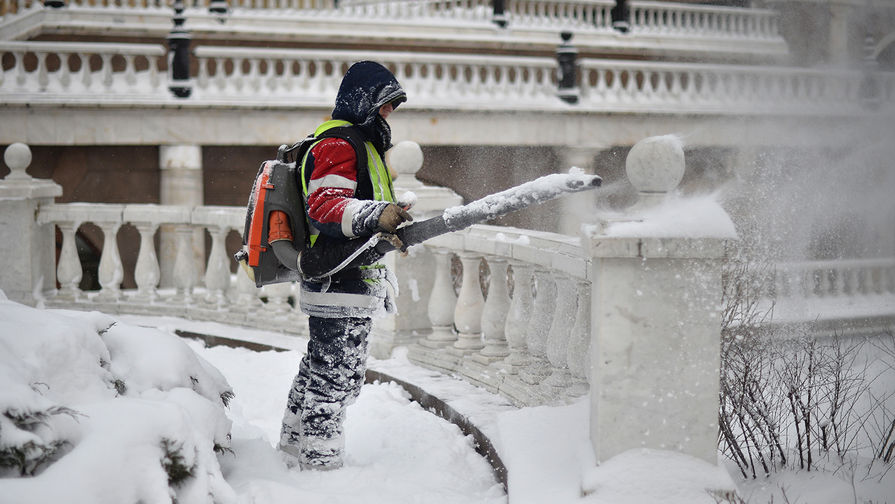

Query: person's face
left=379, top=102, right=394, bottom=120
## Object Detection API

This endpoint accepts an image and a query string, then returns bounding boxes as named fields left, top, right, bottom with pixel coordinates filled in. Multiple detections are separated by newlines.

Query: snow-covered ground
left=1, top=295, right=894, bottom=504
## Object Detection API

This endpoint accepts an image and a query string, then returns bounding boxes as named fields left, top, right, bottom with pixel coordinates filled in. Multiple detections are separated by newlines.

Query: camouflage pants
left=279, top=316, right=371, bottom=469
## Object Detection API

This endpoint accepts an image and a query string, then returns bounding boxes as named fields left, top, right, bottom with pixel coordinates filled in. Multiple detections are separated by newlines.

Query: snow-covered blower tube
left=299, top=171, right=602, bottom=278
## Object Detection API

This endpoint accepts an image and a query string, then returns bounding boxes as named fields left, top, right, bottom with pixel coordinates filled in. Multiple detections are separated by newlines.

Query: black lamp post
left=557, top=32, right=579, bottom=105
left=492, top=0, right=507, bottom=28
left=209, top=0, right=229, bottom=20
left=167, top=0, right=192, bottom=98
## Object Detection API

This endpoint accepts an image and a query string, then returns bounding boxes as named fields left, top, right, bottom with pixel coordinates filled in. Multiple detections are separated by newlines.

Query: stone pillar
left=828, top=0, right=857, bottom=65
left=0, top=143, right=62, bottom=305
left=159, top=145, right=204, bottom=288
left=557, top=146, right=599, bottom=236
left=583, top=135, right=737, bottom=465
left=369, top=141, right=463, bottom=358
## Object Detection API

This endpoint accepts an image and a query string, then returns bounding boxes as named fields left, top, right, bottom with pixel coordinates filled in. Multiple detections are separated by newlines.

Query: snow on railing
left=630, top=0, right=779, bottom=39
left=0, top=41, right=167, bottom=100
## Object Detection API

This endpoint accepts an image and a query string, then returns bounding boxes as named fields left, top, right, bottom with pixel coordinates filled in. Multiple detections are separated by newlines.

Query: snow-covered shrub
left=0, top=298, right=237, bottom=504
left=719, top=253, right=894, bottom=478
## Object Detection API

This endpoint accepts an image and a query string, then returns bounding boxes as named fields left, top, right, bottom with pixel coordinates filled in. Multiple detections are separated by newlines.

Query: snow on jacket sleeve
left=305, top=138, right=388, bottom=239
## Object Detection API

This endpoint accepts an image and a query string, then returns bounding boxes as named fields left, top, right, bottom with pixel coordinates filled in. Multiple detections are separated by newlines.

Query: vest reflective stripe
left=301, top=120, right=396, bottom=247
left=365, top=140, right=395, bottom=203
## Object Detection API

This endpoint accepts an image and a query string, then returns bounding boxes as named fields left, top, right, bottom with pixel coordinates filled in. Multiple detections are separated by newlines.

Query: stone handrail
left=4, top=40, right=888, bottom=115
left=0, top=41, right=167, bottom=101
left=630, top=0, right=779, bottom=39
left=2, top=0, right=780, bottom=42
left=192, top=46, right=557, bottom=107
left=407, top=224, right=592, bottom=406
left=774, top=258, right=895, bottom=299
left=35, top=201, right=312, bottom=334
left=577, top=58, right=892, bottom=114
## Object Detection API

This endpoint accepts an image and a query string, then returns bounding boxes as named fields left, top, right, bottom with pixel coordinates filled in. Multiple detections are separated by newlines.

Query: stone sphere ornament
left=387, top=140, right=424, bottom=182
left=4, top=142, right=33, bottom=180
left=625, top=134, right=685, bottom=195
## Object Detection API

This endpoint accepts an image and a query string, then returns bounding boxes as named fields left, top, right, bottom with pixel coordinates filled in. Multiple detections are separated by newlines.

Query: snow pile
left=0, top=298, right=235, bottom=504
left=581, top=449, right=736, bottom=504
left=596, top=192, right=738, bottom=239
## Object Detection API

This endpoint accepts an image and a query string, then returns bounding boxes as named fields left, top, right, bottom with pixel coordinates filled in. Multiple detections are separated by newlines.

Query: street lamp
left=167, top=0, right=192, bottom=98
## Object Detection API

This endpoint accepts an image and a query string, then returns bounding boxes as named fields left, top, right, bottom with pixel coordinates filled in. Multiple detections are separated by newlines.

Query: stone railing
left=1, top=0, right=779, bottom=41
left=577, top=58, right=889, bottom=114
left=0, top=41, right=168, bottom=101
left=407, top=225, right=592, bottom=407
left=769, top=258, right=895, bottom=335
left=192, top=46, right=557, bottom=107
left=32, top=202, right=307, bottom=331
left=630, top=0, right=779, bottom=39
left=4, top=40, right=889, bottom=115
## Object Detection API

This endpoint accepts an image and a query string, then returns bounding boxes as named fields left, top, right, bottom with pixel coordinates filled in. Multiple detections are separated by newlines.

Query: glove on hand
left=377, top=203, right=413, bottom=234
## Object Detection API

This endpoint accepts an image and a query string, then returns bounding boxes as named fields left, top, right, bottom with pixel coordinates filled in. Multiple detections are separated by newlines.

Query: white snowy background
left=1, top=290, right=894, bottom=504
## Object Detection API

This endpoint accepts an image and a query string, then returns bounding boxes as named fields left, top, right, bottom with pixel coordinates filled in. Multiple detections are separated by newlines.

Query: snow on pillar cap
left=625, top=134, right=685, bottom=196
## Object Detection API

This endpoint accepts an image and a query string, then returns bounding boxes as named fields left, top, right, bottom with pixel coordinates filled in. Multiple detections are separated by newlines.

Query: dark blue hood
left=331, top=61, right=406, bottom=154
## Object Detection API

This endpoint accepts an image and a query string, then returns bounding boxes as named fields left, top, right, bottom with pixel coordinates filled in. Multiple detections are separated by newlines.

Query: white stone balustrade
left=30, top=199, right=317, bottom=331
left=506, top=0, right=614, bottom=30
left=577, top=58, right=872, bottom=115
left=0, top=41, right=166, bottom=100
left=5, top=38, right=886, bottom=114
left=630, top=0, right=779, bottom=39
left=407, top=223, right=593, bottom=406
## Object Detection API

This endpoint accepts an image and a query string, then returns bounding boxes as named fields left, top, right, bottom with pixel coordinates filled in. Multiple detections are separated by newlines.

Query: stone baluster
left=452, top=252, right=485, bottom=353
left=566, top=279, right=591, bottom=397
left=203, top=224, right=232, bottom=307
left=502, top=260, right=534, bottom=374
left=55, top=220, right=83, bottom=301
left=420, top=249, right=458, bottom=347
left=172, top=223, right=197, bottom=304
left=476, top=256, right=511, bottom=361
left=541, top=274, right=578, bottom=396
left=231, top=258, right=264, bottom=316
left=96, top=220, right=123, bottom=302
left=519, top=268, right=556, bottom=385
left=132, top=221, right=161, bottom=302
left=262, top=282, right=293, bottom=316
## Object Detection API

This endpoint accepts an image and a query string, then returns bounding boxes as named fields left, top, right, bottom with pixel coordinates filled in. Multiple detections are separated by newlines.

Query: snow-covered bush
left=718, top=252, right=895, bottom=479
left=0, top=296, right=236, bottom=504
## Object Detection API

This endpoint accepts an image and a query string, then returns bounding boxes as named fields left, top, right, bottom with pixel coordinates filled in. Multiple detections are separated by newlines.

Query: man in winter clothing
left=276, top=61, right=412, bottom=470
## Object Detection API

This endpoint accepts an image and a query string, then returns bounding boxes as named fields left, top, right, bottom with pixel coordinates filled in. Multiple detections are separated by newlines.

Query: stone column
left=159, top=144, right=203, bottom=288
left=370, top=140, right=463, bottom=358
left=0, top=143, right=62, bottom=305
left=557, top=146, right=599, bottom=236
left=828, top=0, right=859, bottom=65
left=584, top=135, right=737, bottom=465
